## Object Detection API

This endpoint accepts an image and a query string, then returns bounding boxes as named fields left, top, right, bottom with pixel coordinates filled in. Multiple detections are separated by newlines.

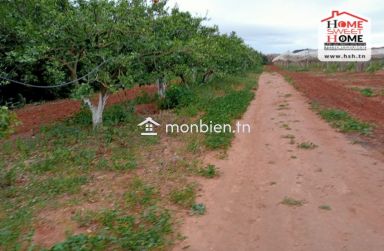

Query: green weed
left=319, top=205, right=331, bottom=210
left=170, top=184, right=196, bottom=208
left=297, top=142, right=318, bottom=149
left=197, top=164, right=218, bottom=178
left=125, top=178, right=158, bottom=208
left=360, top=88, right=374, bottom=97
left=52, top=206, right=172, bottom=251
left=318, top=108, right=372, bottom=135
left=190, top=203, right=206, bottom=215
left=281, top=197, right=304, bottom=207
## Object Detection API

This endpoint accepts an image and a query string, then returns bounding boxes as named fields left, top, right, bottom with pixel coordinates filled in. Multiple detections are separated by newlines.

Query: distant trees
left=0, top=0, right=264, bottom=128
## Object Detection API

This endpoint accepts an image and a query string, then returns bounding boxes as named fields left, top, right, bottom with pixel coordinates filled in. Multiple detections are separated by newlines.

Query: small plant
left=277, top=103, right=289, bottom=110
left=72, top=210, right=97, bottom=228
left=281, top=134, right=295, bottom=139
left=281, top=123, right=291, bottom=130
left=187, top=138, right=202, bottom=154
left=281, top=197, right=304, bottom=207
left=297, top=141, right=318, bottom=149
left=319, top=205, right=331, bottom=210
left=360, top=88, right=374, bottom=97
left=198, top=164, right=218, bottom=178
left=0, top=106, right=20, bottom=139
left=190, top=203, right=206, bottom=215
left=125, top=178, right=158, bottom=208
left=284, top=76, right=294, bottom=84
left=0, top=167, right=16, bottom=188
left=170, top=184, right=196, bottom=208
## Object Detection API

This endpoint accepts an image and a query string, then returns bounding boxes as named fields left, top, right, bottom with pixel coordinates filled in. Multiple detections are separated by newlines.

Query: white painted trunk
left=157, top=78, right=166, bottom=98
left=192, top=68, right=197, bottom=83
left=83, top=92, right=109, bottom=129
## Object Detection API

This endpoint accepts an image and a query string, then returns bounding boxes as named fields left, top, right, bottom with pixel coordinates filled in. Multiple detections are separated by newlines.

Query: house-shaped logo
left=318, top=10, right=371, bottom=62
left=138, top=117, right=160, bottom=136
left=321, top=11, right=368, bottom=23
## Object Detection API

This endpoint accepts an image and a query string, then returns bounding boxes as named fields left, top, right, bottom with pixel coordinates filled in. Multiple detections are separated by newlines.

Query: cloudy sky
left=167, top=0, right=384, bottom=54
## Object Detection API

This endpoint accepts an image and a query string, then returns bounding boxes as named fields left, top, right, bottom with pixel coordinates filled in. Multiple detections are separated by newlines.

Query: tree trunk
left=202, top=70, right=213, bottom=83
left=179, top=74, right=186, bottom=85
left=157, top=77, right=166, bottom=98
left=83, top=89, right=109, bottom=129
left=192, top=68, right=197, bottom=83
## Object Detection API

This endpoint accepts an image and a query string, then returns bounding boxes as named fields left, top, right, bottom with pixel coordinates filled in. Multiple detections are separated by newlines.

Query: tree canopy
left=0, top=0, right=264, bottom=127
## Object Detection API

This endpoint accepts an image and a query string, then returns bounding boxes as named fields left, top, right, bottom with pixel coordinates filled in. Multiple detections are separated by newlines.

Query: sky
left=166, top=0, right=384, bottom=54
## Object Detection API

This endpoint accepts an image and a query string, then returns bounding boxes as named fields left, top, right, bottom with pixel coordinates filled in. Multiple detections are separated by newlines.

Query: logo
left=138, top=117, right=160, bottom=136
left=318, top=10, right=371, bottom=61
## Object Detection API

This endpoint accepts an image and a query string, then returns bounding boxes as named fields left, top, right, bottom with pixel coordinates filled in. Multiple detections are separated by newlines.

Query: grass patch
left=284, top=75, right=294, bottom=84
left=281, top=134, right=295, bottom=139
left=202, top=88, right=255, bottom=149
left=52, top=207, right=172, bottom=251
left=175, top=71, right=260, bottom=150
left=297, top=141, right=317, bottom=150
left=0, top=100, right=156, bottom=249
left=281, top=197, right=305, bottom=207
left=319, top=204, right=332, bottom=210
left=134, top=90, right=158, bottom=104
left=0, top=70, right=261, bottom=249
left=317, top=108, right=372, bottom=135
left=125, top=177, right=158, bottom=209
left=170, top=184, right=196, bottom=208
left=282, top=65, right=309, bottom=72
left=359, top=88, right=374, bottom=97
left=190, top=203, right=206, bottom=215
left=197, top=164, right=219, bottom=178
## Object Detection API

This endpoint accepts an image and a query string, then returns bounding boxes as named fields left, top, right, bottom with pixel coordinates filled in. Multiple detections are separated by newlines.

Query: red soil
left=267, top=65, right=384, bottom=152
left=135, top=103, right=159, bottom=115
left=14, top=85, right=156, bottom=135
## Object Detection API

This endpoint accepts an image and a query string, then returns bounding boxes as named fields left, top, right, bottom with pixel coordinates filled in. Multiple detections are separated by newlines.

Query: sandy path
left=176, top=72, right=384, bottom=251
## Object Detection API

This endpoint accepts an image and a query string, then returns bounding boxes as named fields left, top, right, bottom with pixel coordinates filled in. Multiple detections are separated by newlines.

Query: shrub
left=71, top=102, right=135, bottom=126
left=158, top=85, right=195, bottom=110
left=134, top=90, right=157, bottom=104
left=360, top=88, right=374, bottom=97
left=0, top=167, right=16, bottom=188
left=366, top=61, right=383, bottom=73
left=0, top=106, right=20, bottom=139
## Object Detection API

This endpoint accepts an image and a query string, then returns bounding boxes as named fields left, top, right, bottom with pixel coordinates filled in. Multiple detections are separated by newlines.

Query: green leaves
left=72, top=83, right=93, bottom=100
left=0, top=106, right=20, bottom=139
left=0, top=0, right=264, bottom=128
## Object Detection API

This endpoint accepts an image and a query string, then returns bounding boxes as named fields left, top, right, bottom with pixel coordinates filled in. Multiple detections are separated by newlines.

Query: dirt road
left=177, top=72, right=384, bottom=251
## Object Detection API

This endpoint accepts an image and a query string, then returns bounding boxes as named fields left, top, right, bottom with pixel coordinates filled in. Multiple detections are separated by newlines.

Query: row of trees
left=0, top=0, right=264, bottom=127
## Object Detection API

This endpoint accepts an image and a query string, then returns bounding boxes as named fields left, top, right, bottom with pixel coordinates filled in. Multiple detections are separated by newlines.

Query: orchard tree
left=2, top=0, right=155, bottom=128
left=1, top=0, right=265, bottom=129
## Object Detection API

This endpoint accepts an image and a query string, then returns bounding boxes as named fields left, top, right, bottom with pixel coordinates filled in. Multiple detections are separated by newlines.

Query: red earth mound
left=14, top=85, right=157, bottom=135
